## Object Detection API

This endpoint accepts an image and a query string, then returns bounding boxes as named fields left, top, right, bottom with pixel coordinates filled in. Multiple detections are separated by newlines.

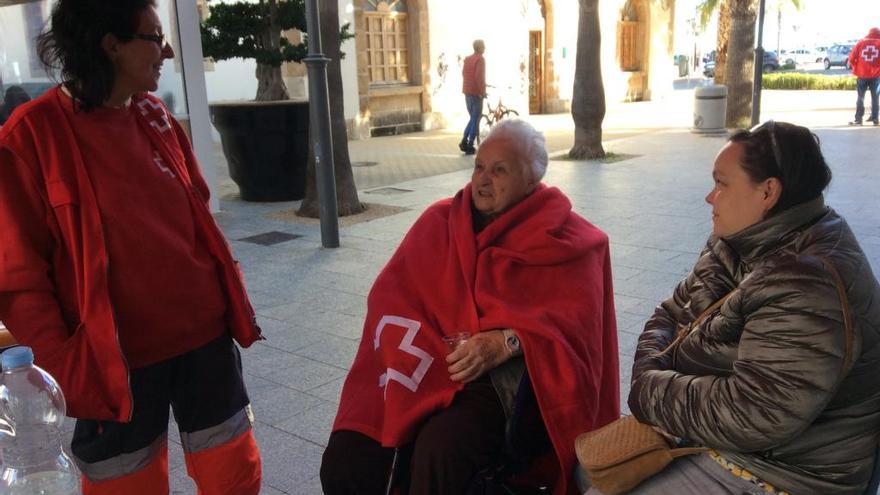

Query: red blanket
left=333, top=184, right=619, bottom=494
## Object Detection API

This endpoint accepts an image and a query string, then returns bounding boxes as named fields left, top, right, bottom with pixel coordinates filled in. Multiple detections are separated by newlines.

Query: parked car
left=824, top=44, right=853, bottom=70
left=782, top=48, right=819, bottom=67
left=703, top=51, right=778, bottom=78
left=762, top=51, right=780, bottom=72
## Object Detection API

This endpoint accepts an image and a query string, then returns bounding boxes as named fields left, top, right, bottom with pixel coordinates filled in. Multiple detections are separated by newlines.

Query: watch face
left=507, top=334, right=521, bottom=350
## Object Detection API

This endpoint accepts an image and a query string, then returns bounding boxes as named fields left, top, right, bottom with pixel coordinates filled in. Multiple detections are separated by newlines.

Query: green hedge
left=762, top=73, right=856, bottom=90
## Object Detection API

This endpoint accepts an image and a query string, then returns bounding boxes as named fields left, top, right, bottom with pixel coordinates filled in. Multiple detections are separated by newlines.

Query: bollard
left=692, top=85, right=728, bottom=134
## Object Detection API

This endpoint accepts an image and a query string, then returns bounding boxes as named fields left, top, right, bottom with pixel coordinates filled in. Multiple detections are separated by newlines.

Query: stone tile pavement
left=126, top=90, right=880, bottom=493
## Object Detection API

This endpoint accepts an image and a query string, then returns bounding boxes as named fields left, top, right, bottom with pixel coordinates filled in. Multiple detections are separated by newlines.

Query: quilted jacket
left=629, top=197, right=880, bottom=495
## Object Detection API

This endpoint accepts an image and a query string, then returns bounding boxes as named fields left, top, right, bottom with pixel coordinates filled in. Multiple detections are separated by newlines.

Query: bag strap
left=653, top=291, right=734, bottom=358
left=823, top=260, right=855, bottom=376
left=669, top=446, right=710, bottom=458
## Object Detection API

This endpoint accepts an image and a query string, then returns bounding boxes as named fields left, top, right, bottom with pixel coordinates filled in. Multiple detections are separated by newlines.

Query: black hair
left=36, top=0, right=156, bottom=111
left=729, top=121, right=832, bottom=216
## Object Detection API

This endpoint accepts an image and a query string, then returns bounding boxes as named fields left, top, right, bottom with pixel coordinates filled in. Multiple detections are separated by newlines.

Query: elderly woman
left=322, top=119, right=620, bottom=494
left=0, top=1, right=262, bottom=493
left=587, top=121, right=880, bottom=495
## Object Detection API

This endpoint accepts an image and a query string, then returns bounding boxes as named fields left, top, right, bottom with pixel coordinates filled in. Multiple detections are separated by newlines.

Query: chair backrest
left=866, top=445, right=880, bottom=495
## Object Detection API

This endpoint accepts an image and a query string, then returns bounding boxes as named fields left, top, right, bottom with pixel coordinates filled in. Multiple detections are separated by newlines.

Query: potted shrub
left=200, top=0, right=312, bottom=201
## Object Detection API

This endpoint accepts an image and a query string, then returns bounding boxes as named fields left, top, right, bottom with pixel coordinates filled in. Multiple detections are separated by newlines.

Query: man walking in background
left=460, top=39, right=486, bottom=155
left=848, top=27, right=880, bottom=126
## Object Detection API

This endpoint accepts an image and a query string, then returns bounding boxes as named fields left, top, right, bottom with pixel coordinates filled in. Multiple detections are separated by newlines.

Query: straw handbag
left=573, top=294, right=730, bottom=495
left=575, top=415, right=708, bottom=495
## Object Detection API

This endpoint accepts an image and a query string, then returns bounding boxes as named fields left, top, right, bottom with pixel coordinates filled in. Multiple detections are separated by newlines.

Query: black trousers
left=71, top=334, right=251, bottom=481
left=321, top=377, right=507, bottom=495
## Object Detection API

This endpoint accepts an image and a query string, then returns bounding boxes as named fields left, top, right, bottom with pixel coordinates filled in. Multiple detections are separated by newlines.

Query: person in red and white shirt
left=847, top=27, right=880, bottom=125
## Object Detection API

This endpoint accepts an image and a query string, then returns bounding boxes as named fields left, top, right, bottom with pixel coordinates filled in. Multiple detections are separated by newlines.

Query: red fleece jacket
left=849, top=28, right=880, bottom=79
left=0, top=87, right=261, bottom=421
left=333, top=184, right=620, bottom=494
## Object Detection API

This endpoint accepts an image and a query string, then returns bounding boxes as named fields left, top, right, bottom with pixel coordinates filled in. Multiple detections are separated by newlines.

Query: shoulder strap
left=823, top=260, right=855, bottom=375
left=653, top=291, right=734, bottom=358
left=669, top=446, right=710, bottom=458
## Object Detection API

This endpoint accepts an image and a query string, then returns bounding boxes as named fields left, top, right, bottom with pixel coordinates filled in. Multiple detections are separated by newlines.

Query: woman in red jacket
left=0, top=1, right=262, bottom=493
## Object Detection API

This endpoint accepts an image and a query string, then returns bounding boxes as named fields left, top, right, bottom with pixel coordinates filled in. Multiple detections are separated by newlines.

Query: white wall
left=339, top=0, right=358, bottom=120
left=552, top=0, right=580, bottom=105
left=426, top=0, right=534, bottom=127
left=0, top=1, right=51, bottom=89
left=205, top=59, right=259, bottom=102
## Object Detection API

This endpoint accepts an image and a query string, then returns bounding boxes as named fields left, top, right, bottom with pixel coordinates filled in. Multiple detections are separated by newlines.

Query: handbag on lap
left=574, top=415, right=707, bottom=495
left=573, top=294, right=731, bottom=495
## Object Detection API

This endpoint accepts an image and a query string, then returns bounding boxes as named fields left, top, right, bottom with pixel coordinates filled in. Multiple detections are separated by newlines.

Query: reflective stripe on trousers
left=79, top=406, right=260, bottom=495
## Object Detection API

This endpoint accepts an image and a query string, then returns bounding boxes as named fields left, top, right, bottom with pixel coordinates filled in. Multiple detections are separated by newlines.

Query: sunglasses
left=749, top=119, right=782, bottom=171
left=133, top=33, right=169, bottom=49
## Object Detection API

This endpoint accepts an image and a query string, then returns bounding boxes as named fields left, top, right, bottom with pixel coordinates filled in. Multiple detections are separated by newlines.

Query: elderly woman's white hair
left=484, top=119, right=548, bottom=181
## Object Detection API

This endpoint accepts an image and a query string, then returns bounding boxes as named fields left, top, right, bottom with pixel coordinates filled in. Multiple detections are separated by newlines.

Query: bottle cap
left=1, top=346, right=34, bottom=370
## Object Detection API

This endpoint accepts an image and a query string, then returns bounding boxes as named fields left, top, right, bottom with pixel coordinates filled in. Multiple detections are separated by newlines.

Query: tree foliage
left=200, top=0, right=353, bottom=101
left=200, top=1, right=307, bottom=67
left=696, top=0, right=800, bottom=29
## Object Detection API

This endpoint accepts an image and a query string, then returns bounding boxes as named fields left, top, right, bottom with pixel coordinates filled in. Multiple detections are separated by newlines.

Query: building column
left=175, top=0, right=219, bottom=212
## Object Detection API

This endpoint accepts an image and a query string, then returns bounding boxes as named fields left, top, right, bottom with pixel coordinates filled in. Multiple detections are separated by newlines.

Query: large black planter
left=210, top=100, right=309, bottom=201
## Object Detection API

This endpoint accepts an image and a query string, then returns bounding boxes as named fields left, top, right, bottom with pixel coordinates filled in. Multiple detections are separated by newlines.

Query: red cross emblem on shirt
left=862, top=45, right=880, bottom=63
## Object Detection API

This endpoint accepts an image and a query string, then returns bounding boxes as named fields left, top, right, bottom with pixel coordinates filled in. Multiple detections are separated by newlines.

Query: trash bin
left=692, top=85, right=727, bottom=134
left=678, top=55, right=689, bottom=77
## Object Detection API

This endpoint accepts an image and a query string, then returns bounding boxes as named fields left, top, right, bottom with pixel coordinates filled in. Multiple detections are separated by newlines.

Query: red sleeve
left=0, top=145, right=71, bottom=352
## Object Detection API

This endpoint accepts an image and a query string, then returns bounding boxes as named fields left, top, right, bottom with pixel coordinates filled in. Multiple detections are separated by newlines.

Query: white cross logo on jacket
left=861, top=45, right=879, bottom=63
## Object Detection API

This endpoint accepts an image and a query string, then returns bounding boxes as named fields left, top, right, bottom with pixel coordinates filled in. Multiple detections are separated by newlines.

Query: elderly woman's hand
left=446, top=330, right=508, bottom=383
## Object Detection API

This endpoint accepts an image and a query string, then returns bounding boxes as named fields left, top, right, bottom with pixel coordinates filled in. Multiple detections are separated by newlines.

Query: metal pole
left=751, top=0, right=768, bottom=126
left=304, top=0, right=340, bottom=248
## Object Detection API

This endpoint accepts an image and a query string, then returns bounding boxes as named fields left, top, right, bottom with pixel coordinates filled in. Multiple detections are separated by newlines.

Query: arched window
left=364, top=0, right=409, bottom=84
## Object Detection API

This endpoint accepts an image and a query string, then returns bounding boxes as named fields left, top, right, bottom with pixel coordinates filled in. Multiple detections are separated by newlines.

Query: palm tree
left=698, top=0, right=801, bottom=127
left=723, top=0, right=757, bottom=127
left=569, top=0, right=605, bottom=159
left=297, top=0, right=364, bottom=218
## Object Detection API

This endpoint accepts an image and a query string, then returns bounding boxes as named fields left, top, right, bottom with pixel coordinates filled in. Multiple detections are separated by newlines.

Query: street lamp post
left=303, top=0, right=340, bottom=248
left=751, top=0, right=768, bottom=126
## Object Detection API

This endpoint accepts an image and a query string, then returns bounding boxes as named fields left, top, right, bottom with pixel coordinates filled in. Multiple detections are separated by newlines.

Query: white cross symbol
left=862, top=45, right=879, bottom=63
left=136, top=99, right=172, bottom=133
left=373, top=315, right=434, bottom=398
left=152, top=151, right=176, bottom=178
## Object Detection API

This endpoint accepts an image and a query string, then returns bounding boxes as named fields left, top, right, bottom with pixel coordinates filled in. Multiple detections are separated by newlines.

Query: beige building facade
left=345, top=0, right=677, bottom=138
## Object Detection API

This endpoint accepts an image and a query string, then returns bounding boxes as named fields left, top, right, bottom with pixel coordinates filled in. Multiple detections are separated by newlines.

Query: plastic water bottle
left=0, top=346, right=80, bottom=495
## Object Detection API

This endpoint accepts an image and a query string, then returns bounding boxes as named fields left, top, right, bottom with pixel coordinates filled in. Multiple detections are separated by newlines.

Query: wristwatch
left=502, top=328, right=522, bottom=356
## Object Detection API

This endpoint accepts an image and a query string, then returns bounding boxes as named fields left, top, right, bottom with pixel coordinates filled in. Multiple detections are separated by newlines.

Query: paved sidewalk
left=175, top=89, right=878, bottom=493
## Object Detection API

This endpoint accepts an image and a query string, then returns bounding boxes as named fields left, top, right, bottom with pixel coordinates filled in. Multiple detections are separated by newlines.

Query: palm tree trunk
left=723, top=0, right=757, bottom=128
left=297, top=0, right=364, bottom=217
left=569, top=0, right=605, bottom=159
left=714, top=0, right=730, bottom=86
